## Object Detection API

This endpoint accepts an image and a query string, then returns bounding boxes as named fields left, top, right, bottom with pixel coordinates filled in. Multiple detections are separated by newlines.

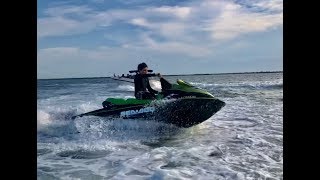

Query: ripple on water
left=37, top=148, right=53, bottom=156
left=56, top=149, right=112, bottom=159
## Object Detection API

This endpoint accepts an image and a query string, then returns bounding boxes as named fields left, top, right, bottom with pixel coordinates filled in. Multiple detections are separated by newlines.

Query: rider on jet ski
left=134, top=62, right=162, bottom=99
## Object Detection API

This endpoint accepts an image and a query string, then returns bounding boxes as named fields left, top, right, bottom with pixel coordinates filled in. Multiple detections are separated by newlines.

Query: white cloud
left=44, top=5, right=92, bottom=16
left=37, top=0, right=283, bottom=62
left=255, top=0, right=283, bottom=12
left=158, top=22, right=187, bottom=39
left=38, top=0, right=283, bottom=54
left=200, top=0, right=283, bottom=40
left=209, top=12, right=282, bottom=40
left=122, top=34, right=212, bottom=57
left=129, top=0, right=282, bottom=41
left=38, top=0, right=282, bottom=40
left=149, top=6, right=191, bottom=19
left=130, top=18, right=151, bottom=27
left=129, top=18, right=186, bottom=39
left=37, top=17, right=97, bottom=38
left=37, top=5, right=105, bottom=38
left=38, top=6, right=141, bottom=39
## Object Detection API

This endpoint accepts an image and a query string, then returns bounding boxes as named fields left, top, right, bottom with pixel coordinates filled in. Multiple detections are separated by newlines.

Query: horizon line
left=38, top=70, right=283, bottom=80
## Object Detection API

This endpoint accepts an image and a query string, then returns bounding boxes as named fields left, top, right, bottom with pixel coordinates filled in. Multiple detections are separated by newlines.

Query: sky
left=37, top=0, right=283, bottom=79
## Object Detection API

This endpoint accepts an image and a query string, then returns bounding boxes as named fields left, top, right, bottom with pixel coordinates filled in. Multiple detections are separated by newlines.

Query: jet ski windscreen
left=160, top=78, right=172, bottom=90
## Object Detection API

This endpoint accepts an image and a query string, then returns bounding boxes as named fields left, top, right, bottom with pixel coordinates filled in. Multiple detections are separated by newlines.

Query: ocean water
left=37, top=72, right=283, bottom=180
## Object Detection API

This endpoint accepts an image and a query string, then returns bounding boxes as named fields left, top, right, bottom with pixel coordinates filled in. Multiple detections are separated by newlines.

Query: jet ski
left=72, top=78, right=225, bottom=128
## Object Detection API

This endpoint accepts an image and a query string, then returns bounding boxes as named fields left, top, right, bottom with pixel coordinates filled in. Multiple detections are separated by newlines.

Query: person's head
left=138, top=62, right=148, bottom=74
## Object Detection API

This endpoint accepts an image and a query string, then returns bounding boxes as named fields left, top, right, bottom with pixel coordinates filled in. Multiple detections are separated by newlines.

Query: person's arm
left=140, top=73, right=163, bottom=78
left=139, top=73, right=157, bottom=78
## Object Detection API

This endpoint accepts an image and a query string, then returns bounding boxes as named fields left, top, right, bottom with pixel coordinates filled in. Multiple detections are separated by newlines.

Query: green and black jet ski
left=72, top=78, right=225, bottom=128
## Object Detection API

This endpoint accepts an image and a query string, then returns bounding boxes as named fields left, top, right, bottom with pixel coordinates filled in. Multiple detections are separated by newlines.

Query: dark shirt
left=134, top=73, right=158, bottom=97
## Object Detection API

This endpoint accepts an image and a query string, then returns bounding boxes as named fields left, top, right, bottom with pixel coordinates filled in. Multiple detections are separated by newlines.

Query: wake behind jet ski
left=72, top=77, right=225, bottom=128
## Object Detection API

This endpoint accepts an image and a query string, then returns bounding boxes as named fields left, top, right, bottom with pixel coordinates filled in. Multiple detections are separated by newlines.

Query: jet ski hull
left=72, top=97, right=225, bottom=128
left=155, top=98, right=225, bottom=128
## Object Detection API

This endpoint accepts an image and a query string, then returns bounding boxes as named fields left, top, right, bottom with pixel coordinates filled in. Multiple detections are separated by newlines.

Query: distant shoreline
left=38, top=71, right=283, bottom=80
